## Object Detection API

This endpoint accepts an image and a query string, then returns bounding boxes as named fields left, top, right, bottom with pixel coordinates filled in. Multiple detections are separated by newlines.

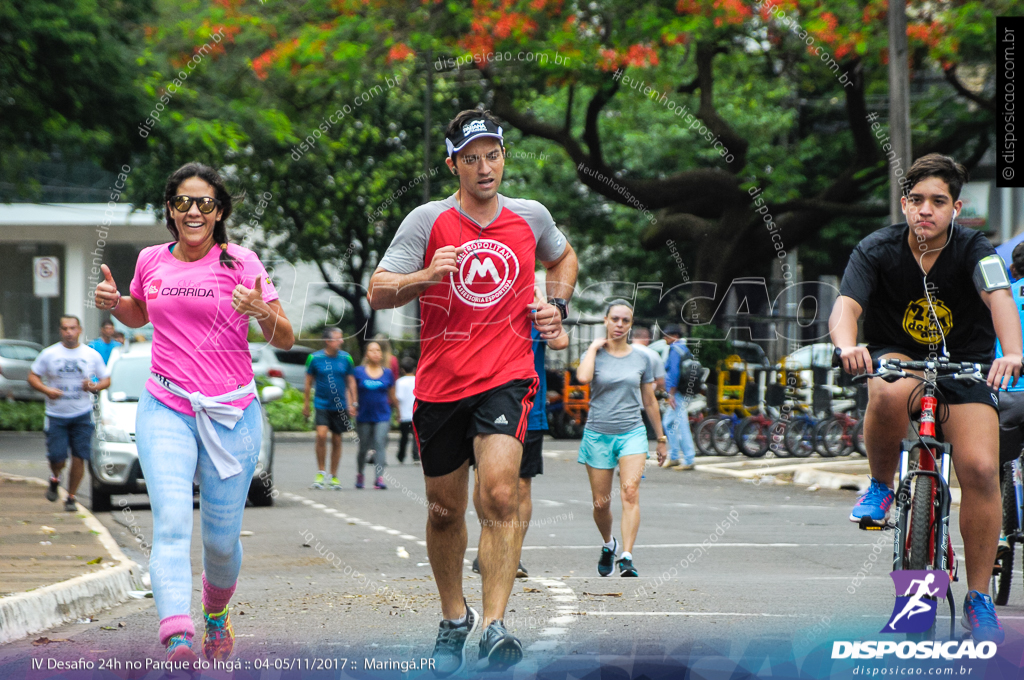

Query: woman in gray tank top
left=576, top=299, right=667, bottom=578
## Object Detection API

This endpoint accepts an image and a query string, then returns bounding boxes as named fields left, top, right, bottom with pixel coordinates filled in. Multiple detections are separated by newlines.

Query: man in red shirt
left=368, top=109, right=577, bottom=674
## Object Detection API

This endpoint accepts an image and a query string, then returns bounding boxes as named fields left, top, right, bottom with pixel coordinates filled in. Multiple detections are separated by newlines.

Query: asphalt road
left=1, top=430, right=1022, bottom=677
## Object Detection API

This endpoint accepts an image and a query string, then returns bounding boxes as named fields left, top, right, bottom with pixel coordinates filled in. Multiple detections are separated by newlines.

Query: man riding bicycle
left=829, top=153, right=1023, bottom=643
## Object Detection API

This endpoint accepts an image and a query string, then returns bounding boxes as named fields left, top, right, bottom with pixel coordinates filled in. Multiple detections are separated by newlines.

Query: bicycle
left=846, top=354, right=991, bottom=639
left=994, top=456, right=1023, bottom=605
left=813, top=410, right=862, bottom=457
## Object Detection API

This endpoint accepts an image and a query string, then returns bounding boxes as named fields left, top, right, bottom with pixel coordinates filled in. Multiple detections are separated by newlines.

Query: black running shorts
left=413, top=378, right=539, bottom=478
left=520, top=430, right=545, bottom=479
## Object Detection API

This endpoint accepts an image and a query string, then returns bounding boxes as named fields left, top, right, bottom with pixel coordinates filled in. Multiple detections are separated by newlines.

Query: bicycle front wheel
left=784, top=418, right=815, bottom=458
left=818, top=418, right=849, bottom=458
left=711, top=418, right=740, bottom=456
left=851, top=419, right=866, bottom=456
left=737, top=417, right=769, bottom=458
left=995, top=468, right=1017, bottom=606
left=907, top=475, right=935, bottom=571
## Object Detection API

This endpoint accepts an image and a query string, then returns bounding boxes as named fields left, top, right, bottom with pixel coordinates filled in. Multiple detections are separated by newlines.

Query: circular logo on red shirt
left=452, top=239, right=520, bottom=307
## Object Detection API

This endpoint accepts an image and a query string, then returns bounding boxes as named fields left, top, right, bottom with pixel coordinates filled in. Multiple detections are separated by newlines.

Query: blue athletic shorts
left=44, top=411, right=94, bottom=464
left=578, top=425, right=648, bottom=469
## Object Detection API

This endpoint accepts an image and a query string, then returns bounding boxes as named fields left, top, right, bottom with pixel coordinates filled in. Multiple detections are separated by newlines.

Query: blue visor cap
left=446, top=118, right=504, bottom=157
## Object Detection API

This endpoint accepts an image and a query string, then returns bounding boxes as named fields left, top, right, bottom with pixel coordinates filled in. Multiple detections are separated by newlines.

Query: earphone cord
left=915, top=211, right=955, bottom=360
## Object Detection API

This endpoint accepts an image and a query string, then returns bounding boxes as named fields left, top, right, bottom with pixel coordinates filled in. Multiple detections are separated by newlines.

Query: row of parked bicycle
left=690, top=407, right=866, bottom=458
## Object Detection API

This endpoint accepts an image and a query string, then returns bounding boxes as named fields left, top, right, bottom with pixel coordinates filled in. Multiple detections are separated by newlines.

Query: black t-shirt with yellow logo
left=839, top=223, right=996, bottom=363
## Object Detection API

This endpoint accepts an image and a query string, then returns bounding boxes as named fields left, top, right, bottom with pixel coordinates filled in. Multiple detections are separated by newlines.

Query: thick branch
left=843, top=60, right=877, bottom=165
left=772, top=199, right=889, bottom=217
left=491, top=86, right=741, bottom=213
left=693, top=42, right=749, bottom=173
left=581, top=79, right=620, bottom=169
left=944, top=65, right=995, bottom=112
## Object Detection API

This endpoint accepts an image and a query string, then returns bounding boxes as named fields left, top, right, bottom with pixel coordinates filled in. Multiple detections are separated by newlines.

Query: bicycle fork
left=892, top=439, right=955, bottom=578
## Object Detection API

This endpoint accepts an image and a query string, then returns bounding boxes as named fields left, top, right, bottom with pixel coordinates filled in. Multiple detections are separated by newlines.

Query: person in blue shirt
left=354, top=341, right=397, bottom=489
left=303, top=327, right=357, bottom=490
left=88, top=321, right=123, bottom=364
left=996, top=242, right=1024, bottom=551
left=472, top=317, right=568, bottom=579
left=663, top=327, right=697, bottom=469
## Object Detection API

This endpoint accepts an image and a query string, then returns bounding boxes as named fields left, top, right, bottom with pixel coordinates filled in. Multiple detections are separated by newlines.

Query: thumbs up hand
left=232, top=275, right=271, bottom=320
left=94, top=264, right=120, bottom=311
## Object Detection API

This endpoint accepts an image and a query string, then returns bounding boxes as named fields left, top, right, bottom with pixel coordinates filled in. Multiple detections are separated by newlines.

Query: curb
left=0, top=472, right=144, bottom=645
left=696, top=459, right=962, bottom=506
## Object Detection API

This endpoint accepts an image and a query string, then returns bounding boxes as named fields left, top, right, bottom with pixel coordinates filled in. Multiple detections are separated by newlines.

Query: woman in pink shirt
left=94, top=162, right=293, bottom=663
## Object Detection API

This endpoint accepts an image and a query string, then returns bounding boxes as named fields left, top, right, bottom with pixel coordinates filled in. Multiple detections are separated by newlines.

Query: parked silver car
left=89, top=342, right=283, bottom=512
left=0, top=340, right=44, bottom=401
left=270, top=345, right=315, bottom=390
left=249, top=342, right=288, bottom=389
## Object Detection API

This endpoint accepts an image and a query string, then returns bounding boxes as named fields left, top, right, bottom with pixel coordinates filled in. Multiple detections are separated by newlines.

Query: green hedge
left=0, top=401, right=45, bottom=431
left=257, top=379, right=313, bottom=432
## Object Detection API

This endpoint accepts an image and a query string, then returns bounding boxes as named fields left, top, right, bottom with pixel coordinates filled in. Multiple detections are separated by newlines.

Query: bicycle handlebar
left=831, top=348, right=990, bottom=384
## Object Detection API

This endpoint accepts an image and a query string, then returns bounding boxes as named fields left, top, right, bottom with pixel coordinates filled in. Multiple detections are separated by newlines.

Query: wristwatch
left=548, top=298, right=568, bottom=320
left=657, top=435, right=668, bottom=443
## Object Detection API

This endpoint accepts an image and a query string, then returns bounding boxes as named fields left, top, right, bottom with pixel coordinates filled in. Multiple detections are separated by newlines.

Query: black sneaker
left=516, top=561, right=528, bottom=578
left=46, top=477, right=60, bottom=502
left=598, top=538, right=619, bottom=577
left=478, top=620, right=523, bottom=671
left=64, top=495, right=78, bottom=512
left=617, top=557, right=638, bottom=577
left=430, top=600, right=479, bottom=677
left=472, top=557, right=480, bottom=574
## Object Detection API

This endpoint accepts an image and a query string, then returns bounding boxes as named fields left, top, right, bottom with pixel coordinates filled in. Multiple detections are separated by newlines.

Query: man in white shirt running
left=29, top=315, right=110, bottom=511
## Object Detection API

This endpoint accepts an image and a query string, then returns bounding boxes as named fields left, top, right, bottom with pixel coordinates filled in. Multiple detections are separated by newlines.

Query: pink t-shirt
left=130, top=242, right=279, bottom=415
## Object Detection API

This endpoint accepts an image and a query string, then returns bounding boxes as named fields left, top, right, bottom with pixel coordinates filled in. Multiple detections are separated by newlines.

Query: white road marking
left=466, top=543, right=929, bottom=551
left=311, top=503, right=326, bottom=509
left=585, top=611, right=804, bottom=617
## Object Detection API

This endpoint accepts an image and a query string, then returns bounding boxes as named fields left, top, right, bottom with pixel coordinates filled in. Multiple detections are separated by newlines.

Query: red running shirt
left=377, top=193, right=567, bottom=402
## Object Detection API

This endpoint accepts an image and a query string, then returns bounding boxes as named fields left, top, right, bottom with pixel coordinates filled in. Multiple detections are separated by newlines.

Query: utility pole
left=423, top=50, right=433, bottom=203
left=888, top=0, right=912, bottom=223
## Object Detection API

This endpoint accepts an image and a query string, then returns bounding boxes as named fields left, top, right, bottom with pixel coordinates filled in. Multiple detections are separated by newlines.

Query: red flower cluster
left=387, top=43, right=415, bottom=62
left=252, top=38, right=300, bottom=80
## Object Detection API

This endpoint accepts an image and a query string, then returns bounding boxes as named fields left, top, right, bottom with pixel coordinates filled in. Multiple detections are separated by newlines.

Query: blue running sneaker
left=431, top=599, right=479, bottom=677
left=598, top=538, right=619, bottom=577
left=478, top=620, right=523, bottom=671
left=962, top=590, right=1004, bottom=643
left=849, top=477, right=894, bottom=523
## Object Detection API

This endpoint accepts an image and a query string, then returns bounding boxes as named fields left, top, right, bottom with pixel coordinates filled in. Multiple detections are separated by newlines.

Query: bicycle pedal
left=857, top=516, right=892, bottom=531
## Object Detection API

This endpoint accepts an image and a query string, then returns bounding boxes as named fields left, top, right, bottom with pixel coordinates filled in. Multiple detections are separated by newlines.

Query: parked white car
left=0, top=340, right=44, bottom=401
left=89, top=342, right=282, bottom=512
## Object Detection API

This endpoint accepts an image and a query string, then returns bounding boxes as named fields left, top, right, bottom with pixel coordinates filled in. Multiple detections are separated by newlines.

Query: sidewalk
left=0, top=474, right=143, bottom=645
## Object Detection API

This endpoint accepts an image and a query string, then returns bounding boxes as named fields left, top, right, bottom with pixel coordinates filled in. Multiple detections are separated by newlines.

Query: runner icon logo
left=452, top=239, right=520, bottom=308
left=882, top=570, right=950, bottom=634
left=147, top=279, right=162, bottom=300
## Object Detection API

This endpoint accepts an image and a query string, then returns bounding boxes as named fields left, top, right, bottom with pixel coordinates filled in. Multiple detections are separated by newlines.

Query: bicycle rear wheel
left=995, top=469, right=1017, bottom=605
left=695, top=417, right=720, bottom=456
left=737, top=417, right=769, bottom=458
left=907, top=475, right=935, bottom=571
left=768, top=419, right=789, bottom=458
left=711, top=418, right=740, bottom=456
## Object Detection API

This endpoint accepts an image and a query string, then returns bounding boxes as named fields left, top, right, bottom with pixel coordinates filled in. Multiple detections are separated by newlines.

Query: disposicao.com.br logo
left=831, top=570, right=996, bottom=660
left=831, top=640, right=996, bottom=661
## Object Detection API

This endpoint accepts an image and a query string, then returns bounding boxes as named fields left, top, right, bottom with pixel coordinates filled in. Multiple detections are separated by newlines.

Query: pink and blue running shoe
left=962, top=590, right=1004, bottom=643
left=849, top=477, right=894, bottom=523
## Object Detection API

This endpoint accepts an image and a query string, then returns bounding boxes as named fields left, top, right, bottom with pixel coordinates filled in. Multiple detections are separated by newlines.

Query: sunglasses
left=171, top=195, right=222, bottom=214
left=458, top=149, right=504, bottom=166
